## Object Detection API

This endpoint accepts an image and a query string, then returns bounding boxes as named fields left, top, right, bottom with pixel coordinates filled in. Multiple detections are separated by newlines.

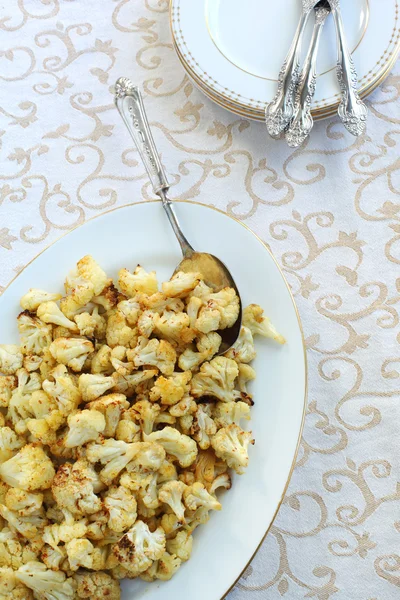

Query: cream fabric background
left=1, top=1, right=399, bottom=598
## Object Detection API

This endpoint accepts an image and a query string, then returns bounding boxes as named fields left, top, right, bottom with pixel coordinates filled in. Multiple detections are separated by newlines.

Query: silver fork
left=329, top=0, right=367, bottom=135
left=265, top=0, right=320, bottom=138
left=285, top=0, right=331, bottom=147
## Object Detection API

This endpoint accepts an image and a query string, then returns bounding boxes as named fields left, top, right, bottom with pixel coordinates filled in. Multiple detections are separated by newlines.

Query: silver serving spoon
left=114, top=77, right=242, bottom=354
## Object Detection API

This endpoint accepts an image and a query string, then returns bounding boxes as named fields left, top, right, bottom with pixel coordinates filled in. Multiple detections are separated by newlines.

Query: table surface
left=1, top=1, right=399, bottom=598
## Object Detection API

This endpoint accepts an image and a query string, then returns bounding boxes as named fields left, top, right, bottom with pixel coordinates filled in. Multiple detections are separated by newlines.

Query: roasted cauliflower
left=0, top=254, right=284, bottom=592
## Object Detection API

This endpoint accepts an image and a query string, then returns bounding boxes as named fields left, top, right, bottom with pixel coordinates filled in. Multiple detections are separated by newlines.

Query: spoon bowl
left=114, top=77, right=242, bottom=354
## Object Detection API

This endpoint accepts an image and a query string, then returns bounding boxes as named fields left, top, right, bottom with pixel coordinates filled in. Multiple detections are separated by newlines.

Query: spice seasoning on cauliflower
left=0, top=254, right=285, bottom=593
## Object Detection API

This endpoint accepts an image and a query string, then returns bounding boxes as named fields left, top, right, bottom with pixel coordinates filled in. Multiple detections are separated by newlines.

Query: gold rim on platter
left=0, top=198, right=308, bottom=600
left=170, top=0, right=400, bottom=119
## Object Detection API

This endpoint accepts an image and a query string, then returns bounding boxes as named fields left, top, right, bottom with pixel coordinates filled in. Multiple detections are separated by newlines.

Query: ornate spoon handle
left=265, top=11, right=310, bottom=138
left=285, top=6, right=330, bottom=147
left=114, top=77, right=194, bottom=257
left=330, top=2, right=367, bottom=136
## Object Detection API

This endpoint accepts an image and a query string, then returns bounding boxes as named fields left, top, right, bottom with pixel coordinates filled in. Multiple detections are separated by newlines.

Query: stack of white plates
left=170, top=0, right=400, bottom=121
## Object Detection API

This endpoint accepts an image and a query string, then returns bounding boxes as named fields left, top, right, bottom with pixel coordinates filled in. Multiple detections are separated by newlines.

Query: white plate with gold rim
left=0, top=201, right=306, bottom=600
left=171, top=0, right=400, bottom=119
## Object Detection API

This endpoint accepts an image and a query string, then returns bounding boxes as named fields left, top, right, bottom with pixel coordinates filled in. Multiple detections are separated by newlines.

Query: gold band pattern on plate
left=0, top=199, right=308, bottom=600
left=170, top=0, right=400, bottom=118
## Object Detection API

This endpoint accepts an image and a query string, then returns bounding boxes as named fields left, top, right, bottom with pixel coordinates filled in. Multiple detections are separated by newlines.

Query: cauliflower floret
left=74, top=571, right=121, bottom=599
left=5, top=489, right=43, bottom=516
left=178, top=332, right=222, bottom=371
left=65, top=538, right=94, bottom=571
left=224, top=326, right=256, bottom=363
left=183, top=481, right=221, bottom=512
left=78, top=374, right=114, bottom=402
left=150, top=371, right=192, bottom=405
left=158, top=481, right=187, bottom=522
left=0, top=503, right=47, bottom=540
left=209, top=473, right=232, bottom=494
left=0, top=345, right=23, bottom=375
left=42, top=365, right=81, bottom=415
left=141, top=551, right=181, bottom=582
left=90, top=345, right=112, bottom=375
left=191, top=404, right=217, bottom=450
left=0, top=445, right=55, bottom=491
left=111, top=520, right=165, bottom=576
left=185, top=505, right=211, bottom=533
left=52, top=459, right=102, bottom=517
left=192, top=449, right=216, bottom=488
left=41, top=543, right=67, bottom=571
left=137, top=310, right=156, bottom=338
left=20, top=289, right=62, bottom=312
left=139, top=292, right=185, bottom=314
left=118, top=265, right=158, bottom=297
left=131, top=337, right=176, bottom=376
left=92, top=281, right=120, bottom=312
left=153, top=311, right=195, bottom=347
left=191, top=356, right=240, bottom=402
left=0, top=427, right=24, bottom=463
left=64, top=254, right=108, bottom=299
left=195, top=287, right=240, bottom=333
left=0, top=527, right=38, bottom=570
left=87, top=394, right=129, bottom=437
left=169, top=395, right=197, bottom=418
left=115, top=419, right=141, bottom=444
left=243, top=304, right=286, bottom=343
left=237, top=363, right=256, bottom=395
left=0, top=566, right=34, bottom=599
left=162, top=271, right=202, bottom=298
left=6, top=389, right=35, bottom=436
left=109, top=346, right=134, bottom=376
left=112, top=369, right=157, bottom=396
left=17, top=312, right=52, bottom=356
left=211, top=424, right=254, bottom=474
left=86, top=439, right=139, bottom=485
left=0, top=375, right=17, bottom=407
left=16, top=561, right=75, bottom=599
left=23, top=354, right=42, bottom=372
left=74, top=307, right=106, bottom=339
left=103, top=485, right=137, bottom=533
left=166, top=530, right=193, bottom=562
left=43, top=516, right=88, bottom=549
left=106, top=310, right=137, bottom=348
left=124, top=442, right=166, bottom=475
left=186, top=296, right=202, bottom=328
left=213, top=401, right=251, bottom=428
left=117, top=298, right=141, bottom=327
left=129, top=400, right=160, bottom=436
left=37, top=301, right=78, bottom=331
left=49, top=337, right=94, bottom=373
left=64, top=410, right=105, bottom=447
left=144, top=427, right=197, bottom=468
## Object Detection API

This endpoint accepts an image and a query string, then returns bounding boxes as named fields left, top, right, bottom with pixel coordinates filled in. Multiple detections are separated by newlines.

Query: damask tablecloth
left=1, top=1, right=399, bottom=598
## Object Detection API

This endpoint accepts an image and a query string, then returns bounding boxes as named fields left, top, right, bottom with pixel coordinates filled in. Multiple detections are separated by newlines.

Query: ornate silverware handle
left=114, top=77, right=194, bottom=257
left=114, top=77, right=170, bottom=194
left=265, top=11, right=310, bottom=138
left=286, top=6, right=330, bottom=147
left=330, top=3, right=367, bottom=136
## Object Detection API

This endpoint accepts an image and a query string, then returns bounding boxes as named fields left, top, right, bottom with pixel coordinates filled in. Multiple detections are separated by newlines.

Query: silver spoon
left=285, top=0, right=331, bottom=147
left=114, top=77, right=242, bottom=354
left=328, top=0, right=367, bottom=136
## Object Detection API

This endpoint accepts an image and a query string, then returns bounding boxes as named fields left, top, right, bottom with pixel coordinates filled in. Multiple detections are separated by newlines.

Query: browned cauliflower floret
left=16, top=561, right=75, bottom=598
left=17, top=312, right=52, bottom=356
left=166, top=530, right=193, bottom=562
left=86, top=439, right=139, bottom=485
left=87, top=393, right=129, bottom=437
left=224, top=326, right=256, bottom=363
left=0, top=566, right=34, bottom=598
left=154, top=311, right=196, bottom=348
left=111, top=520, right=165, bottom=576
left=42, top=364, right=81, bottom=415
left=212, top=401, right=251, bottom=429
left=74, top=571, right=121, bottom=599
left=0, top=345, right=23, bottom=375
left=52, top=459, right=102, bottom=516
left=0, top=427, right=24, bottom=465
left=178, top=332, right=222, bottom=371
left=64, top=409, right=106, bottom=447
left=130, top=337, right=176, bottom=376
left=74, top=307, right=106, bottom=339
left=37, top=301, right=78, bottom=332
left=211, top=424, right=254, bottom=474
left=140, top=550, right=182, bottom=582
left=103, top=484, right=137, bottom=533
left=237, top=363, right=256, bottom=395
left=118, top=265, right=158, bottom=297
left=49, top=337, right=94, bottom=372
left=150, top=371, right=192, bottom=405
left=191, top=356, right=240, bottom=402
left=162, top=271, right=202, bottom=298
left=144, top=427, right=197, bottom=468
left=190, top=404, right=217, bottom=450
left=0, top=503, right=47, bottom=541
left=20, top=289, right=62, bottom=312
left=195, top=287, right=240, bottom=333
left=61, top=255, right=109, bottom=316
left=0, top=375, right=17, bottom=408
left=78, top=374, right=114, bottom=402
left=158, top=480, right=187, bottom=522
left=0, top=445, right=55, bottom=491
left=183, top=481, right=221, bottom=512
left=243, top=304, right=286, bottom=343
left=112, top=369, right=157, bottom=396
left=106, top=310, right=138, bottom=348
